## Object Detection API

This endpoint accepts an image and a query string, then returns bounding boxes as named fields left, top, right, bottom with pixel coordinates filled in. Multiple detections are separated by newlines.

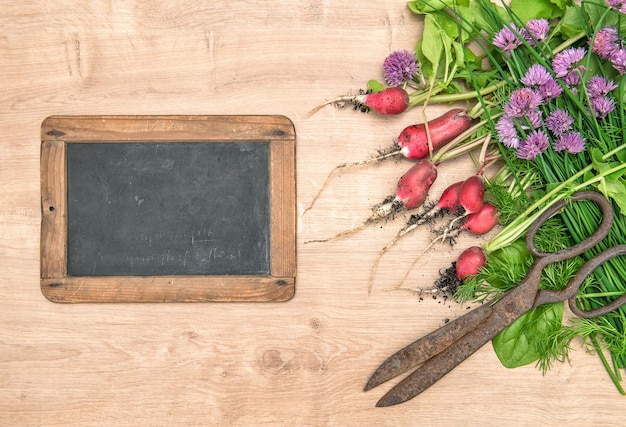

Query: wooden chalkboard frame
left=40, top=115, right=296, bottom=303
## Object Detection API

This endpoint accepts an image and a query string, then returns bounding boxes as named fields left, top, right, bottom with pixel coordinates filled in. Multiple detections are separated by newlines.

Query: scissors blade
left=375, top=307, right=511, bottom=407
left=364, top=303, right=494, bottom=392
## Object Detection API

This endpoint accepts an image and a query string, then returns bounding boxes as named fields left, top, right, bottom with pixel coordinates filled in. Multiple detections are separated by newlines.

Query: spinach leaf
left=559, top=5, right=586, bottom=38
left=588, top=148, right=626, bottom=215
left=419, top=14, right=447, bottom=78
left=510, top=0, right=572, bottom=22
left=493, top=302, right=564, bottom=368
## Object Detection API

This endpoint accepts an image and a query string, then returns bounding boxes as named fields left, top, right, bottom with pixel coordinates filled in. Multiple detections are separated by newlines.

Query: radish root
left=384, top=284, right=441, bottom=294
left=304, top=221, right=370, bottom=244
left=302, top=148, right=402, bottom=217
left=367, top=204, right=448, bottom=293
left=304, top=199, right=402, bottom=244
left=367, top=221, right=420, bottom=294
left=396, top=226, right=462, bottom=290
left=309, top=91, right=368, bottom=115
left=309, top=96, right=356, bottom=115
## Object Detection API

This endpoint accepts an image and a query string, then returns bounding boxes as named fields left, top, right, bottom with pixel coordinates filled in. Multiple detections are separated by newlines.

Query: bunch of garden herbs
left=407, top=0, right=626, bottom=393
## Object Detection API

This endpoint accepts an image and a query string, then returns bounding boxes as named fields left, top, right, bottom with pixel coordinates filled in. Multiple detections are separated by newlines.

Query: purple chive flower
left=517, top=130, right=549, bottom=160
left=610, top=48, right=626, bottom=74
left=546, top=109, right=574, bottom=135
left=563, top=71, right=583, bottom=86
left=606, top=0, right=626, bottom=14
left=552, top=47, right=587, bottom=78
left=383, top=50, right=420, bottom=86
left=587, top=76, right=618, bottom=98
left=537, top=78, right=563, bottom=100
left=554, top=132, right=586, bottom=154
left=495, top=115, right=521, bottom=149
left=522, top=18, right=550, bottom=46
left=521, top=64, right=563, bottom=101
left=590, top=96, right=616, bottom=118
left=592, top=27, right=619, bottom=59
left=521, top=64, right=552, bottom=87
left=525, top=109, right=544, bottom=129
left=493, top=24, right=523, bottom=55
left=504, top=88, right=543, bottom=117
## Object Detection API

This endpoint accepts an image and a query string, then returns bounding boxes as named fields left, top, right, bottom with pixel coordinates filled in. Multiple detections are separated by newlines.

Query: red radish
left=393, top=160, right=439, bottom=209
left=456, top=246, right=487, bottom=280
left=306, top=160, right=438, bottom=244
left=365, top=87, right=410, bottom=115
left=431, top=180, right=463, bottom=212
left=458, top=175, right=485, bottom=214
left=366, top=159, right=439, bottom=222
left=356, top=159, right=438, bottom=223
left=398, top=109, right=472, bottom=159
left=310, top=87, right=410, bottom=115
left=394, top=245, right=487, bottom=296
left=461, top=202, right=499, bottom=235
left=439, top=174, right=485, bottom=235
left=377, top=180, right=462, bottom=254
left=398, top=179, right=464, bottom=237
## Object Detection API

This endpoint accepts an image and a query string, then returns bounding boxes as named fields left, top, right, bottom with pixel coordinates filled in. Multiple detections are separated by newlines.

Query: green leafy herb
left=493, top=302, right=564, bottom=368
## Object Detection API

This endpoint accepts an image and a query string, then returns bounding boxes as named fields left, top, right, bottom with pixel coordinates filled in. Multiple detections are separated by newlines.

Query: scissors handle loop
left=526, top=191, right=613, bottom=260
left=566, top=244, right=626, bottom=318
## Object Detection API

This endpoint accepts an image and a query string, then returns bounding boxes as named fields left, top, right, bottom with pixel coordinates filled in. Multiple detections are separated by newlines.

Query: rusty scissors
left=365, top=190, right=626, bottom=407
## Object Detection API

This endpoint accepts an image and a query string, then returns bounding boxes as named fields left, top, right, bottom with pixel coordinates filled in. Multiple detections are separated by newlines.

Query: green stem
left=591, top=334, right=625, bottom=395
left=508, top=170, right=538, bottom=199
left=577, top=291, right=626, bottom=299
left=408, top=80, right=507, bottom=108
left=407, top=85, right=447, bottom=109
left=435, top=135, right=489, bottom=164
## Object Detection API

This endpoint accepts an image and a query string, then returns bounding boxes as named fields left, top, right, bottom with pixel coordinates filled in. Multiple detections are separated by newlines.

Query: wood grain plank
left=40, top=276, right=295, bottom=303
left=40, top=139, right=67, bottom=279
left=40, top=115, right=296, bottom=142
left=2, top=1, right=626, bottom=425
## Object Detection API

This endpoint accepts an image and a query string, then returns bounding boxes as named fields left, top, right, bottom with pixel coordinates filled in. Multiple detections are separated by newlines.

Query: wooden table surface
left=2, top=1, right=625, bottom=425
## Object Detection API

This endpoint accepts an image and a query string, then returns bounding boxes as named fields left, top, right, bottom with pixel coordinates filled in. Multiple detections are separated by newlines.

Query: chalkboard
left=40, top=115, right=296, bottom=303
left=66, top=141, right=271, bottom=276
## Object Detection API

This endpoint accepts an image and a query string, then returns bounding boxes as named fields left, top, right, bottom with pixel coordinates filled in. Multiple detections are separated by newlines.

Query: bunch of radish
left=303, top=109, right=474, bottom=216
left=368, top=173, right=498, bottom=293
left=306, top=97, right=500, bottom=296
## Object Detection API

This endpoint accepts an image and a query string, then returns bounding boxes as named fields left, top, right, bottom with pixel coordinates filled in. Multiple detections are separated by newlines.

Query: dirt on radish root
left=413, top=200, right=459, bottom=234
left=434, top=262, right=463, bottom=296
left=402, top=263, right=462, bottom=303
left=376, top=141, right=402, bottom=158
left=340, top=89, right=371, bottom=113
left=404, top=203, right=447, bottom=227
